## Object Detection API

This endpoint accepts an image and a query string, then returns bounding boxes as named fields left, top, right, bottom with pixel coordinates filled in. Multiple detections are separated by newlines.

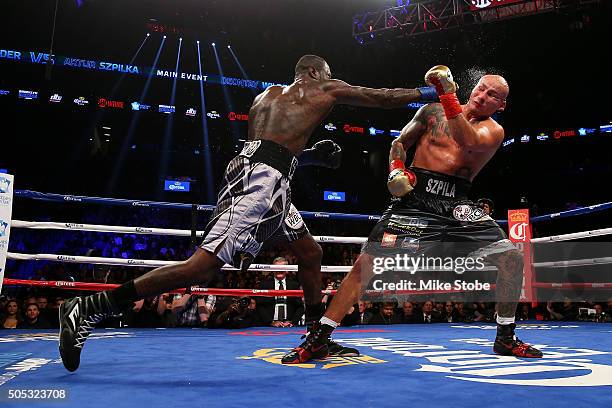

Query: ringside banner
left=0, top=173, right=14, bottom=293
left=508, top=209, right=533, bottom=301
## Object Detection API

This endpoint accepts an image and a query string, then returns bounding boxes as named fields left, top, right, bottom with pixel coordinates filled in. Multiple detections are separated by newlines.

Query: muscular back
left=400, top=103, right=504, bottom=181
left=248, top=81, right=336, bottom=156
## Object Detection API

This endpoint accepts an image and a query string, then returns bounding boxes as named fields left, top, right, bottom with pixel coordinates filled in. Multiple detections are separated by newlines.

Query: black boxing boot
left=327, top=339, right=360, bottom=357
left=304, top=303, right=359, bottom=357
left=493, top=323, right=543, bottom=358
left=59, top=291, right=119, bottom=372
left=281, top=322, right=332, bottom=364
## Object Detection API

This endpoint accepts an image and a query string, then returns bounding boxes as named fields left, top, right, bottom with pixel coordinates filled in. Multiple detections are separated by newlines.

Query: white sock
left=497, top=315, right=515, bottom=325
left=319, top=316, right=339, bottom=328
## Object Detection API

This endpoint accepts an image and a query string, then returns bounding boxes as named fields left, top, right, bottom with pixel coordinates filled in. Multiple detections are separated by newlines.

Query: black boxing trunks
left=200, top=139, right=299, bottom=270
left=363, top=167, right=514, bottom=259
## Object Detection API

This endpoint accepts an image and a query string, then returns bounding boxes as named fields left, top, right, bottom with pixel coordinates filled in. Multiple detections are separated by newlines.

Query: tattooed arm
left=389, top=104, right=430, bottom=165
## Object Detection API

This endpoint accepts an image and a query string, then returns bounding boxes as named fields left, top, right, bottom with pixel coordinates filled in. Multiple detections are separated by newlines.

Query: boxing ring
left=1, top=190, right=612, bottom=407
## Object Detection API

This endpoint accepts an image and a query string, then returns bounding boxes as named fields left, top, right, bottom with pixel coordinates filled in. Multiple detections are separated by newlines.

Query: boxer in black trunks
left=282, top=65, right=542, bottom=364
left=58, top=55, right=438, bottom=372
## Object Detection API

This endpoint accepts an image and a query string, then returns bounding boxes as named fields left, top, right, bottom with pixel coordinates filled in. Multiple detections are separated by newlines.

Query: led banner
left=324, top=191, right=346, bottom=202
left=0, top=172, right=14, bottom=293
left=0, top=48, right=284, bottom=90
left=164, top=180, right=190, bottom=192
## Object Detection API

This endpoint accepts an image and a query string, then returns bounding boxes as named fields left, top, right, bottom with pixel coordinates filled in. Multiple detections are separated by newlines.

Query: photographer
left=172, top=294, right=216, bottom=328
left=208, top=296, right=260, bottom=329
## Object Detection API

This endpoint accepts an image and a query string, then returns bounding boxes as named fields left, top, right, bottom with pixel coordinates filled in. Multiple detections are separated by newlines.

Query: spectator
left=547, top=299, right=577, bottom=321
left=357, top=300, right=373, bottom=325
left=208, top=297, right=260, bottom=329
left=517, top=303, right=534, bottom=321
left=17, top=303, right=52, bottom=329
left=442, top=301, right=460, bottom=323
left=36, top=295, right=48, bottom=310
left=2, top=300, right=20, bottom=329
left=172, top=294, right=216, bottom=328
left=54, top=296, right=65, bottom=309
left=258, top=265, right=304, bottom=327
left=22, top=296, right=37, bottom=312
left=36, top=295, right=57, bottom=326
left=401, top=301, right=417, bottom=324
left=434, top=302, right=444, bottom=316
left=124, top=296, right=165, bottom=328
left=415, top=300, right=441, bottom=323
left=369, top=301, right=402, bottom=325
left=594, top=304, right=608, bottom=323
left=473, top=302, right=494, bottom=322
left=454, top=302, right=473, bottom=322
left=476, top=198, right=495, bottom=216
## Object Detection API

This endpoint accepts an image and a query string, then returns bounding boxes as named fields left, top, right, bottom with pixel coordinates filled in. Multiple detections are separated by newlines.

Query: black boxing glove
left=299, top=140, right=342, bottom=169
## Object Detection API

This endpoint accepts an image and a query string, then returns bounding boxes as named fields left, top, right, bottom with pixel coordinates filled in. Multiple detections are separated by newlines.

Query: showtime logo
left=343, top=124, right=364, bottom=134
left=553, top=129, right=576, bottom=139
left=470, top=0, right=521, bottom=9
left=98, top=98, right=124, bottom=109
left=228, top=112, right=248, bottom=121
left=471, top=0, right=493, bottom=7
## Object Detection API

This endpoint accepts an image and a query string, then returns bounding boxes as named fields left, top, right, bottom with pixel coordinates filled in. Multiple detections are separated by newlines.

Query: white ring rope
left=7, top=251, right=612, bottom=272
left=530, top=257, right=612, bottom=268
left=8, top=220, right=612, bottom=272
left=531, top=227, right=612, bottom=242
left=11, top=220, right=612, bottom=244
left=6, top=252, right=352, bottom=273
left=10, top=220, right=367, bottom=244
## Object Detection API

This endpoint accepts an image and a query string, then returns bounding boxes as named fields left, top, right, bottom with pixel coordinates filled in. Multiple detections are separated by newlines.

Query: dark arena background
left=0, top=1, right=611, bottom=407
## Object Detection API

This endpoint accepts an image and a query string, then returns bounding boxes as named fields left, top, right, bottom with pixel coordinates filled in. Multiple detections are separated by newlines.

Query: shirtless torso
left=392, top=74, right=509, bottom=182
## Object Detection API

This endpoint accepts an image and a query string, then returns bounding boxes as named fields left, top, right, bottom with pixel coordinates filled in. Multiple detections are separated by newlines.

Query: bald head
left=468, top=74, right=509, bottom=117
left=295, top=55, right=331, bottom=80
left=479, top=75, right=509, bottom=100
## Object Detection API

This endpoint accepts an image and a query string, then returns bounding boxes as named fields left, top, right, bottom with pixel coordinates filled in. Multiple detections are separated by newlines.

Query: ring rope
left=6, top=252, right=353, bottom=272
left=10, top=220, right=367, bottom=244
left=7, top=251, right=612, bottom=271
left=530, top=227, right=612, bottom=242
left=4, top=278, right=610, bottom=297
left=15, top=190, right=612, bottom=224
left=10, top=220, right=612, bottom=244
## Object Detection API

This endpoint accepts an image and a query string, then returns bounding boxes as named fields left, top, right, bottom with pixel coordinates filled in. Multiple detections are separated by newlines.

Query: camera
left=238, top=296, right=251, bottom=308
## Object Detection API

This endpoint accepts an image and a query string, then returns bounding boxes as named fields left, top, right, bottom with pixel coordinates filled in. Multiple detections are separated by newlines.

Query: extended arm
left=323, top=79, right=436, bottom=109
